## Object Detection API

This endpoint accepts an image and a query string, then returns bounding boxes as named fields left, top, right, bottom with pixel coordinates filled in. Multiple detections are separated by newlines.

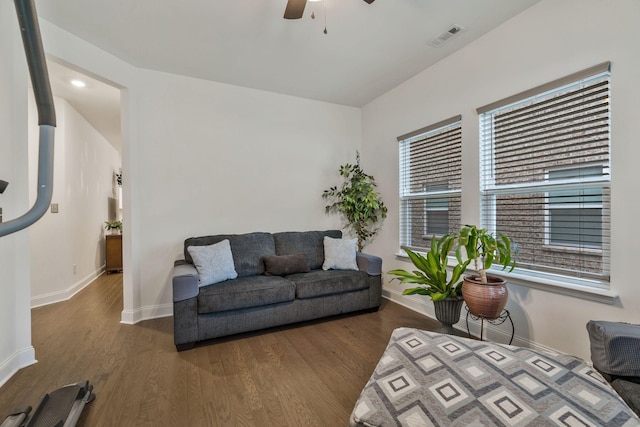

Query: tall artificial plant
left=322, top=152, right=387, bottom=251
left=456, top=224, right=516, bottom=283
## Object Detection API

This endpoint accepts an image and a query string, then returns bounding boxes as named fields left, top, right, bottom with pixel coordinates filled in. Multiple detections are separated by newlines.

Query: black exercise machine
left=1, top=0, right=95, bottom=425
left=1, top=381, right=95, bottom=427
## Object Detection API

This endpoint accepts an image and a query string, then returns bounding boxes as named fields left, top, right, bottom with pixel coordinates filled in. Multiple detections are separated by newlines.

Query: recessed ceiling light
left=70, top=80, right=86, bottom=88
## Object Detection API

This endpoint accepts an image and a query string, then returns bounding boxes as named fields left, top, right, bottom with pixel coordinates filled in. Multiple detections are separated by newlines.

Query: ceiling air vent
left=429, top=24, right=465, bottom=47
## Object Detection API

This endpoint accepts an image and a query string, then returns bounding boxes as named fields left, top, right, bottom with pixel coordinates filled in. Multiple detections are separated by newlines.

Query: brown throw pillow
left=263, top=253, right=310, bottom=276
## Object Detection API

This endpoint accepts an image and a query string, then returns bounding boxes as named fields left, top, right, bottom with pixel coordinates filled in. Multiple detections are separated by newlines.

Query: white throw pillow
left=187, top=239, right=238, bottom=286
left=322, top=236, right=358, bottom=271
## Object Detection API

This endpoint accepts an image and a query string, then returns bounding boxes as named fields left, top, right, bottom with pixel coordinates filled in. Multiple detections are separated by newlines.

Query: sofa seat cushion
left=611, top=378, right=640, bottom=417
left=286, top=269, right=369, bottom=299
left=198, top=275, right=295, bottom=314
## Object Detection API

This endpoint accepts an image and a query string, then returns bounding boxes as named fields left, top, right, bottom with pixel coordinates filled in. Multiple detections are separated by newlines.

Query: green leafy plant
left=388, top=235, right=470, bottom=301
left=455, top=224, right=516, bottom=283
left=104, top=220, right=122, bottom=231
left=322, top=152, right=387, bottom=251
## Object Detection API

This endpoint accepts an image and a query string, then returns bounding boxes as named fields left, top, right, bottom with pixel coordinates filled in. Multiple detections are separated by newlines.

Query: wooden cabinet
left=106, top=234, right=123, bottom=273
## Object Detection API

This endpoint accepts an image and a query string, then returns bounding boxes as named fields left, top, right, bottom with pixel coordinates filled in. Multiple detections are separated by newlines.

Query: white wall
left=28, top=95, right=121, bottom=307
left=0, top=0, right=36, bottom=387
left=361, top=0, right=640, bottom=360
left=132, top=71, right=361, bottom=319
left=35, top=19, right=141, bottom=323
left=37, top=20, right=362, bottom=323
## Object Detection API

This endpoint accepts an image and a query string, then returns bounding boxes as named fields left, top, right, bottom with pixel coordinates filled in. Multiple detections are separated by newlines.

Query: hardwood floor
left=0, top=274, right=444, bottom=426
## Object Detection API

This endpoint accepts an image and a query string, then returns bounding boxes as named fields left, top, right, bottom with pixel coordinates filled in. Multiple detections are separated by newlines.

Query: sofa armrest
left=587, top=320, right=640, bottom=378
left=173, top=262, right=199, bottom=302
left=356, top=252, right=382, bottom=276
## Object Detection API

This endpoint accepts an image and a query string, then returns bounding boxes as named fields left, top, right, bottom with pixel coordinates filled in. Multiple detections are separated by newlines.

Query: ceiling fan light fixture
left=284, top=0, right=373, bottom=20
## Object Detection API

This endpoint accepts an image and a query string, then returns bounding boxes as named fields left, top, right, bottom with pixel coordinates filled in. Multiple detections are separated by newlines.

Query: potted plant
left=455, top=224, right=517, bottom=320
left=322, top=152, right=388, bottom=251
left=388, top=234, right=470, bottom=333
left=104, top=220, right=122, bottom=234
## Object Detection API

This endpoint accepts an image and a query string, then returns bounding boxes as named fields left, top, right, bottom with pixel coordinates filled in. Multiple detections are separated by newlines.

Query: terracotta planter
left=462, top=275, right=508, bottom=320
left=432, top=296, right=465, bottom=334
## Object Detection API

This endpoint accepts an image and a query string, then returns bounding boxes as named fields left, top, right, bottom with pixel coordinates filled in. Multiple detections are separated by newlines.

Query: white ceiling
left=46, top=60, right=122, bottom=151
left=36, top=0, right=541, bottom=150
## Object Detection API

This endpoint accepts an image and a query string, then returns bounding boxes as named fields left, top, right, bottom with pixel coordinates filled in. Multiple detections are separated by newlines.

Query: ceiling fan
left=284, top=0, right=374, bottom=20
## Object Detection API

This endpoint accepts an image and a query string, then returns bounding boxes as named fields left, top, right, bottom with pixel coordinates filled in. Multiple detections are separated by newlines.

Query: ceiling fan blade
left=363, top=0, right=375, bottom=3
left=284, top=0, right=307, bottom=19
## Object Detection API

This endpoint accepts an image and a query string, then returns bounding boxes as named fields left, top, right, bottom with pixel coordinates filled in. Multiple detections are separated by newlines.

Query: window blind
left=478, top=64, right=611, bottom=284
left=398, top=116, right=462, bottom=251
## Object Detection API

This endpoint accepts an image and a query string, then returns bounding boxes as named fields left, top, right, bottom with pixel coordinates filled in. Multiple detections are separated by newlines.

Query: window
left=546, top=165, right=605, bottom=249
left=478, top=62, right=610, bottom=283
left=424, top=182, right=450, bottom=236
left=398, top=116, right=462, bottom=251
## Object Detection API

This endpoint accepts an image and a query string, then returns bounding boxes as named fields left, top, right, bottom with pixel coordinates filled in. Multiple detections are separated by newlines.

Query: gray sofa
left=172, top=230, right=382, bottom=351
left=587, top=320, right=640, bottom=417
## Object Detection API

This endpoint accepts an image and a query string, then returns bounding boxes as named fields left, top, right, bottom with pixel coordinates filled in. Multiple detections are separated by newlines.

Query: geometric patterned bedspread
left=350, top=327, right=640, bottom=427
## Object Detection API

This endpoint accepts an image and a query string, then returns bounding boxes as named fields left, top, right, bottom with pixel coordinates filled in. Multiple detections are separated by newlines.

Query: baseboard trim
left=119, top=288, right=553, bottom=354
left=120, top=303, right=173, bottom=325
left=382, top=287, right=557, bottom=353
left=31, top=268, right=105, bottom=308
left=0, top=346, right=36, bottom=389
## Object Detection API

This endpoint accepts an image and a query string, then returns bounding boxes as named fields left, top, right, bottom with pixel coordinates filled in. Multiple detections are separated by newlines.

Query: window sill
left=482, top=269, right=617, bottom=305
left=542, top=244, right=603, bottom=256
left=393, top=251, right=618, bottom=305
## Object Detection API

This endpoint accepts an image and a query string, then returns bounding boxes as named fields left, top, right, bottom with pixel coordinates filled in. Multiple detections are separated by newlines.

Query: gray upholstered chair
left=587, top=320, right=640, bottom=416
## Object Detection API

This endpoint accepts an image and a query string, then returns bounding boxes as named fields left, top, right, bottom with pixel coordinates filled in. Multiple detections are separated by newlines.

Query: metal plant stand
left=465, top=306, right=514, bottom=345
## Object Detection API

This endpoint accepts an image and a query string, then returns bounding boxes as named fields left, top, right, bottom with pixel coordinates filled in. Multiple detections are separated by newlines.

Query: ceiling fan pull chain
left=323, top=0, right=328, bottom=34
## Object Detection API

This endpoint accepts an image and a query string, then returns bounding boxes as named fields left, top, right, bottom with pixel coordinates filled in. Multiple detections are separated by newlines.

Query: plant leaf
left=431, top=292, right=447, bottom=301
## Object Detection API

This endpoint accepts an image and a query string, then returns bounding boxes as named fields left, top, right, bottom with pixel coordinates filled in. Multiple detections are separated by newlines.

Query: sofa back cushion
left=184, top=232, right=275, bottom=277
left=273, top=230, right=341, bottom=270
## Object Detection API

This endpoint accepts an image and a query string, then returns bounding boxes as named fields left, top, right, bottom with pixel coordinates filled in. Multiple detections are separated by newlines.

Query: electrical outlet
left=51, top=203, right=59, bottom=213
left=73, top=264, right=77, bottom=274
